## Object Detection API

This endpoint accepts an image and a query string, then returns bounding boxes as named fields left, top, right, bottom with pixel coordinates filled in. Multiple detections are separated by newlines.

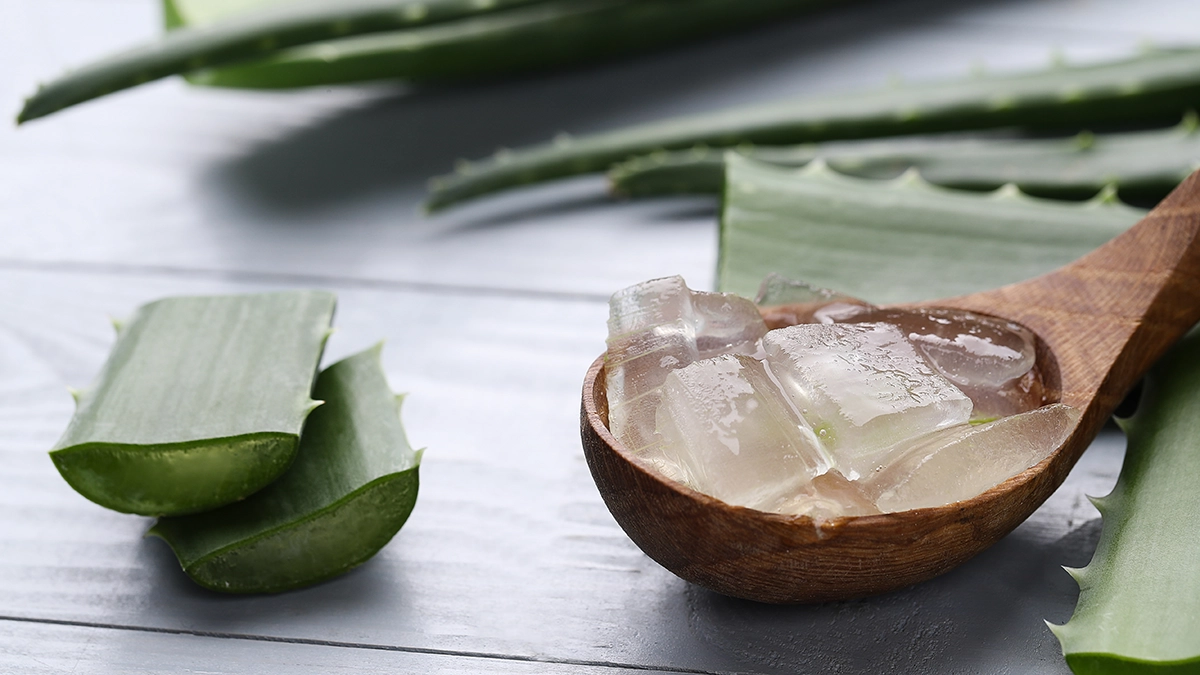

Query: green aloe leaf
left=150, top=344, right=422, bottom=594
left=717, top=154, right=1145, bottom=301
left=1047, top=329, right=1200, bottom=674
left=426, top=46, right=1200, bottom=211
left=611, top=115, right=1200, bottom=205
left=16, top=0, right=555, bottom=123
left=168, top=0, right=838, bottom=90
left=50, top=291, right=335, bottom=516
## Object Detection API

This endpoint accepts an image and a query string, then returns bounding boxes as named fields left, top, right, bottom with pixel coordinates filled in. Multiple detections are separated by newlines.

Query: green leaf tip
left=17, top=0, right=564, bottom=123
left=150, top=344, right=422, bottom=593
left=49, top=291, right=336, bottom=516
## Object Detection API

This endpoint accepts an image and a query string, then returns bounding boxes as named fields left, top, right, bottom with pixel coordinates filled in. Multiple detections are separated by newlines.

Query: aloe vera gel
left=605, top=276, right=1077, bottom=520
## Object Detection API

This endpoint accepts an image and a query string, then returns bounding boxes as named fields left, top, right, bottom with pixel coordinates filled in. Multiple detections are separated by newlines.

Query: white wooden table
left=2, top=0, right=1194, bottom=672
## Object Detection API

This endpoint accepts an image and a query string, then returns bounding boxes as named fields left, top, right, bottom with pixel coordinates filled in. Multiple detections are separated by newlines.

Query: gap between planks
left=0, top=258, right=612, bottom=305
left=0, top=615, right=737, bottom=675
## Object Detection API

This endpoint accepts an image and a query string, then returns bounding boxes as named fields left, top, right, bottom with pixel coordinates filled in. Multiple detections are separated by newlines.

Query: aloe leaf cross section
left=150, top=344, right=422, bottom=594
left=425, top=47, right=1200, bottom=211
left=1048, top=329, right=1200, bottom=674
left=50, top=291, right=336, bottom=516
left=718, top=155, right=1146, bottom=302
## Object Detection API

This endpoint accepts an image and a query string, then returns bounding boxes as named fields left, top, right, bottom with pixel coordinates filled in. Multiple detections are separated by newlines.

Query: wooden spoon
left=580, top=170, right=1200, bottom=604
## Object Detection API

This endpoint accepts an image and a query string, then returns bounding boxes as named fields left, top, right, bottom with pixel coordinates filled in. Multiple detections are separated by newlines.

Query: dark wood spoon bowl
left=580, top=172, right=1200, bottom=604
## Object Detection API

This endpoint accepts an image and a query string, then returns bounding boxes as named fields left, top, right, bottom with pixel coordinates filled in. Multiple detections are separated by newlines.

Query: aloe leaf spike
left=150, top=343, right=423, bottom=594
left=426, top=47, right=1200, bottom=211
left=717, top=154, right=1145, bottom=301
left=50, top=291, right=336, bottom=516
left=17, top=0, right=555, bottom=123
left=1048, top=329, right=1200, bottom=674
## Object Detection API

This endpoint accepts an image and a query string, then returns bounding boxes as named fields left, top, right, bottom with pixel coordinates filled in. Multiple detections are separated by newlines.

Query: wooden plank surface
left=1, top=0, right=1193, bottom=672
left=0, top=619, right=682, bottom=674
left=0, top=268, right=1126, bottom=674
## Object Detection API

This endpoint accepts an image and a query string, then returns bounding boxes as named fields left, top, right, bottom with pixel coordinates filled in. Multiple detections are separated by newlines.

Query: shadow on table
left=137, top=535, right=420, bottom=633
left=201, top=0, right=1011, bottom=222
left=680, top=518, right=1101, bottom=674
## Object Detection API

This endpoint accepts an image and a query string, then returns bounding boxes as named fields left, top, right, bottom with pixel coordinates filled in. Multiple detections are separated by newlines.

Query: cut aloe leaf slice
left=1047, top=330, right=1200, bottom=673
left=50, top=291, right=336, bottom=516
left=718, top=154, right=1145, bottom=301
left=150, top=344, right=422, bottom=594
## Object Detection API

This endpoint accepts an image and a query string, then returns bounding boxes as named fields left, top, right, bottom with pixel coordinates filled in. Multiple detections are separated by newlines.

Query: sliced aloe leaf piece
left=611, top=115, right=1200, bottom=204
left=150, top=344, right=422, bottom=594
left=718, top=154, right=1145, bottom=301
left=50, top=291, right=335, bottom=516
left=1046, top=329, right=1200, bottom=674
left=16, top=0, right=555, bottom=123
left=169, top=0, right=838, bottom=90
left=426, top=47, right=1200, bottom=211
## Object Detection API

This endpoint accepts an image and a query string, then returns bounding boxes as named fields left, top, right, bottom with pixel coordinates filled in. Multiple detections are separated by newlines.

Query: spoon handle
left=948, top=169, right=1200, bottom=422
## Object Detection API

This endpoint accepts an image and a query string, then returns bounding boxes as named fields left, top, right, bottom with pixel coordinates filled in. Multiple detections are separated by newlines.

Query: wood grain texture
left=582, top=171, right=1200, bottom=603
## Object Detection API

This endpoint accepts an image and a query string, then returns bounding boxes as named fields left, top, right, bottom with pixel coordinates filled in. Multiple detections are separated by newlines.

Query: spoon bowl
left=581, top=171, right=1200, bottom=603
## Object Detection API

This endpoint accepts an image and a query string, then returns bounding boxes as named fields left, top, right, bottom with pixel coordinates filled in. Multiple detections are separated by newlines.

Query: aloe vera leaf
left=169, top=0, right=837, bottom=90
left=149, top=344, right=422, bottom=594
left=610, top=116, right=1200, bottom=204
left=425, top=47, right=1200, bottom=211
left=717, top=154, right=1145, bottom=302
left=1045, top=330, right=1200, bottom=674
left=49, top=291, right=335, bottom=517
left=16, top=0, right=556, bottom=124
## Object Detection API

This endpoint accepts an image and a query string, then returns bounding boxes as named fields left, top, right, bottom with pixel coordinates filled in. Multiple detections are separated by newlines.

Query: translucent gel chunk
left=762, top=323, right=972, bottom=479
left=606, top=320, right=698, bottom=402
left=866, top=403, right=1081, bottom=512
left=691, top=293, right=770, bottom=358
left=754, top=273, right=858, bottom=308
left=607, top=275, right=692, bottom=337
left=605, top=276, right=767, bottom=451
left=655, top=354, right=827, bottom=512
left=775, top=470, right=880, bottom=522
left=813, top=303, right=1042, bottom=418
